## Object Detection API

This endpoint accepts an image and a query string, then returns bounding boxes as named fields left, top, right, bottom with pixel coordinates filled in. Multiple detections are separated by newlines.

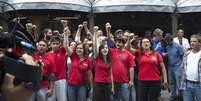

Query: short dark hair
left=164, top=34, right=173, bottom=42
left=42, top=28, right=51, bottom=34
left=177, top=29, right=184, bottom=32
left=114, top=29, right=123, bottom=35
left=37, top=39, right=48, bottom=45
left=115, top=36, right=126, bottom=44
left=50, top=35, right=61, bottom=43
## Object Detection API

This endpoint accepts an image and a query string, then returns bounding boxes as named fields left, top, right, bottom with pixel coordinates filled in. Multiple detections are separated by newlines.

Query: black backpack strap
left=3, top=54, right=42, bottom=82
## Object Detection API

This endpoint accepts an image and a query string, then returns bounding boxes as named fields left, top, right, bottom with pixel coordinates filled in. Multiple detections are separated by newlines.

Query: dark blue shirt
left=151, top=39, right=165, bottom=55
left=107, top=39, right=116, bottom=48
left=167, top=42, right=184, bottom=68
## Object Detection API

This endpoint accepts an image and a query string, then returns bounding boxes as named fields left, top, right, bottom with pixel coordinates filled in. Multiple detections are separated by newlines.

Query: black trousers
left=93, top=82, right=112, bottom=101
left=137, top=80, right=161, bottom=101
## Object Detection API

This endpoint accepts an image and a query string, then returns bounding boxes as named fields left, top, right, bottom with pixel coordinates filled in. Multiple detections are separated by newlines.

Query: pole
left=88, top=0, right=95, bottom=34
left=172, top=13, right=178, bottom=37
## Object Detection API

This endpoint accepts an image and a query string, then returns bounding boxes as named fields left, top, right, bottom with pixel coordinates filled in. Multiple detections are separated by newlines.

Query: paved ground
left=87, top=88, right=171, bottom=101
left=131, top=87, right=170, bottom=101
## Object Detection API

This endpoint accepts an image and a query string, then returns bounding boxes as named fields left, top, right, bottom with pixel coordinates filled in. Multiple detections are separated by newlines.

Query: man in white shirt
left=173, top=29, right=190, bottom=51
left=180, top=34, right=201, bottom=101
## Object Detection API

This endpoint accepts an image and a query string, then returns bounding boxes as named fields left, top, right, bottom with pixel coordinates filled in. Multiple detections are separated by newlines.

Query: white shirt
left=186, top=51, right=201, bottom=81
left=173, top=37, right=190, bottom=51
left=67, top=57, right=71, bottom=75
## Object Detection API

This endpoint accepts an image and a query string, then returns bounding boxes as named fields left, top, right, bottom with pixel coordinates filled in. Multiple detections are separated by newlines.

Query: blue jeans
left=29, top=88, right=54, bottom=101
left=111, top=83, right=130, bottom=101
left=182, top=80, right=201, bottom=101
left=67, top=84, right=87, bottom=101
left=168, top=67, right=181, bottom=100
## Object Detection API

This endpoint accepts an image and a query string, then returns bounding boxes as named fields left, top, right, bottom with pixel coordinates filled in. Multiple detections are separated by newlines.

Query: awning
left=3, top=0, right=179, bottom=13
left=6, top=0, right=90, bottom=12
left=0, top=0, right=8, bottom=12
left=93, top=0, right=176, bottom=13
left=177, top=0, right=201, bottom=13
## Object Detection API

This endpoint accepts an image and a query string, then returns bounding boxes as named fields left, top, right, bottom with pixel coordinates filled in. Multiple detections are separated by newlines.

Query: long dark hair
left=98, top=44, right=112, bottom=65
left=75, top=42, right=88, bottom=58
left=139, top=37, right=154, bottom=52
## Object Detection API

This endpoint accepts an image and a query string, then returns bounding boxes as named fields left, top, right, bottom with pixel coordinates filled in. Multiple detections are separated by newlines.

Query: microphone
left=20, top=41, right=34, bottom=49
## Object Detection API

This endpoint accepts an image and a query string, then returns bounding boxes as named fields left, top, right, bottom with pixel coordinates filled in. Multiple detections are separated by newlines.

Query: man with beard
left=29, top=39, right=56, bottom=101
left=109, top=36, right=135, bottom=101
left=164, top=34, right=184, bottom=101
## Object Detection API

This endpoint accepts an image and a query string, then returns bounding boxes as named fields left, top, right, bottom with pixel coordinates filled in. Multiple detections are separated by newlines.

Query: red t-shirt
left=110, top=48, right=135, bottom=83
left=11, top=48, right=24, bottom=57
left=137, top=52, right=163, bottom=81
left=68, top=52, right=92, bottom=85
left=94, top=57, right=111, bottom=83
left=33, top=51, right=56, bottom=88
left=33, top=51, right=42, bottom=61
left=50, top=47, right=67, bottom=80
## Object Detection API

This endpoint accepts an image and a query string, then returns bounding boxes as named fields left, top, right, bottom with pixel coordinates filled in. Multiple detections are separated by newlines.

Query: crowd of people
left=0, top=19, right=201, bottom=101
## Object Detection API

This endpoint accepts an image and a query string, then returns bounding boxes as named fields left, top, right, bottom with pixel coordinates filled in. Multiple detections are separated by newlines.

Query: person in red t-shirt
left=93, top=42, right=114, bottom=101
left=29, top=40, right=56, bottom=101
left=109, top=37, right=135, bottom=101
left=64, top=28, right=93, bottom=101
left=136, top=38, right=168, bottom=101
left=46, top=36, right=67, bottom=101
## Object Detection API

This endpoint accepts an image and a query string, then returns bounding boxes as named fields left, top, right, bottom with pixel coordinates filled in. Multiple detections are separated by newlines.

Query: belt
left=186, top=80, right=200, bottom=84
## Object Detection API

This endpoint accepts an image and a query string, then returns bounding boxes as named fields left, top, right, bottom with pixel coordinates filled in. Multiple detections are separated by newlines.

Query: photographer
left=0, top=26, right=40, bottom=101
left=0, top=49, right=37, bottom=101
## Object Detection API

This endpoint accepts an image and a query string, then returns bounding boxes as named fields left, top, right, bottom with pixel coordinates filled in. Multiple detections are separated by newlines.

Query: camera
left=0, top=21, right=42, bottom=91
left=0, top=1, right=42, bottom=94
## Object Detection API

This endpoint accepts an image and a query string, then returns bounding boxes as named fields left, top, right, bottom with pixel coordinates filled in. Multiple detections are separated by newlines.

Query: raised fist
left=78, top=24, right=83, bottom=30
left=94, top=26, right=99, bottom=32
left=82, top=21, right=88, bottom=27
left=61, top=20, right=68, bottom=27
left=105, top=22, right=111, bottom=29
left=32, top=25, right=37, bottom=30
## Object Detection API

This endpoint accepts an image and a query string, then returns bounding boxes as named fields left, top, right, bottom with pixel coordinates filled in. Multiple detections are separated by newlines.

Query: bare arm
left=125, top=33, right=135, bottom=50
left=87, top=70, right=93, bottom=89
left=62, top=21, right=73, bottom=56
left=179, top=57, right=185, bottom=80
left=47, top=80, right=54, bottom=97
left=93, top=26, right=99, bottom=58
left=109, top=65, right=114, bottom=93
left=128, top=68, right=134, bottom=88
left=105, top=23, right=115, bottom=43
left=74, top=24, right=83, bottom=42
left=83, top=21, right=93, bottom=38
left=32, top=25, right=39, bottom=42
left=159, top=62, right=168, bottom=90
